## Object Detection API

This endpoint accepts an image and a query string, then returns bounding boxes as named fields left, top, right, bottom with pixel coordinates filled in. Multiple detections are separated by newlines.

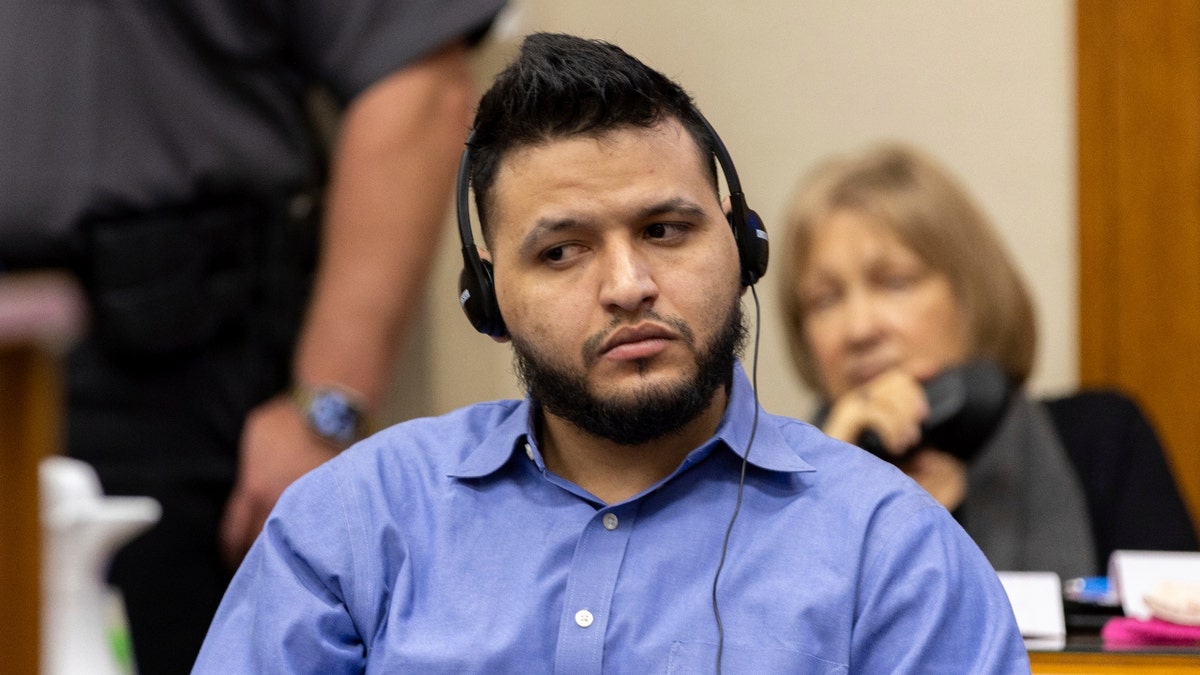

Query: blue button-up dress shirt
left=193, top=364, right=1028, bottom=673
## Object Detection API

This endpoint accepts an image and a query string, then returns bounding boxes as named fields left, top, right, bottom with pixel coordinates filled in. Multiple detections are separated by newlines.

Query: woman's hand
left=820, top=368, right=969, bottom=511
left=821, top=369, right=930, bottom=458
left=898, top=448, right=968, bottom=510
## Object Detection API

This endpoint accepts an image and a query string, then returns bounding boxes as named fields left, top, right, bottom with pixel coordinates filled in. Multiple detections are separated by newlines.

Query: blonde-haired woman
left=780, top=142, right=1196, bottom=578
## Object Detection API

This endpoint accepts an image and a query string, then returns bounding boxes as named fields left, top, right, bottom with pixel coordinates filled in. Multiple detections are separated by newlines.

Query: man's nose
left=598, top=244, right=658, bottom=313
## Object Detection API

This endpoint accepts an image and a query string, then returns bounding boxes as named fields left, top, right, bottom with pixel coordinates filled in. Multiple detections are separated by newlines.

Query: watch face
left=308, top=390, right=359, bottom=443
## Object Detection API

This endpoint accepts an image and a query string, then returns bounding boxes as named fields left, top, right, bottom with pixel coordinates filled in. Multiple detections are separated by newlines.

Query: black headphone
left=456, top=108, right=769, bottom=338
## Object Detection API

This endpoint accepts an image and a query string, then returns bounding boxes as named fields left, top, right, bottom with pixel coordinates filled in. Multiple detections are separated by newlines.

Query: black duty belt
left=4, top=193, right=319, bottom=359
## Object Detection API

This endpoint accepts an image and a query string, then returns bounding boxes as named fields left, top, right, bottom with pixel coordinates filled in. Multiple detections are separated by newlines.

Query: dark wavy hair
left=468, top=32, right=718, bottom=245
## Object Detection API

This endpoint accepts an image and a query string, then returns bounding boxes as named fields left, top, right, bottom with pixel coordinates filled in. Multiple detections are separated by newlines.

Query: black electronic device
left=855, top=359, right=1014, bottom=463
left=454, top=107, right=770, bottom=338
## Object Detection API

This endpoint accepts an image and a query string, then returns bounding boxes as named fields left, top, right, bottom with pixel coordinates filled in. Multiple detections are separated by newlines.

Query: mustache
left=581, top=310, right=695, bottom=368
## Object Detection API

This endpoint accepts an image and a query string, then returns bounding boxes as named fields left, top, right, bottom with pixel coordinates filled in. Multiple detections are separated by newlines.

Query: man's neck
left=536, top=388, right=729, bottom=504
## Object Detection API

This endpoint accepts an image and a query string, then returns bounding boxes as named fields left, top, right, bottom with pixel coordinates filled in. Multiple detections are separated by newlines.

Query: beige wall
left=384, top=0, right=1075, bottom=424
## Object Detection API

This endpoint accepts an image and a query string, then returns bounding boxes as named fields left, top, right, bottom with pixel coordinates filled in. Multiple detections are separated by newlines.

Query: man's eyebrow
left=635, top=197, right=708, bottom=221
left=517, top=217, right=588, bottom=259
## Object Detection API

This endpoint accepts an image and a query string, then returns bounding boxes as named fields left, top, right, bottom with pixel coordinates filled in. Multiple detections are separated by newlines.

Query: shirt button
left=575, top=609, right=594, bottom=628
left=602, top=513, right=619, bottom=530
left=525, top=443, right=534, bottom=461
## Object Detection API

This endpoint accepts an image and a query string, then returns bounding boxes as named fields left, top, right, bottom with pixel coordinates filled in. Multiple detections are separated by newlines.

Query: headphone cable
left=711, top=284, right=762, bottom=674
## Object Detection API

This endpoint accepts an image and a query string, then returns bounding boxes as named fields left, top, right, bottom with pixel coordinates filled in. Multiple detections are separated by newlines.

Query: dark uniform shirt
left=0, top=0, right=503, bottom=264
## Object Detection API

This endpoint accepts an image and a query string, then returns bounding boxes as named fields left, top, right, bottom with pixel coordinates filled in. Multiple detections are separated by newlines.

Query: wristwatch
left=291, top=385, right=365, bottom=446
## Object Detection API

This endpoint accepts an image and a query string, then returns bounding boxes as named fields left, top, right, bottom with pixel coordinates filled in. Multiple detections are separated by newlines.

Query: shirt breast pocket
left=667, top=641, right=847, bottom=675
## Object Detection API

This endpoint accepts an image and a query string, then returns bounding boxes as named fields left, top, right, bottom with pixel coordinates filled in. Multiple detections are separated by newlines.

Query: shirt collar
left=449, top=361, right=814, bottom=479
left=449, top=399, right=534, bottom=478
left=715, top=362, right=813, bottom=473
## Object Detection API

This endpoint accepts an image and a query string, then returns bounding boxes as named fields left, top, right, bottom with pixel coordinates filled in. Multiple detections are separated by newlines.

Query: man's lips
left=599, top=323, right=677, bottom=361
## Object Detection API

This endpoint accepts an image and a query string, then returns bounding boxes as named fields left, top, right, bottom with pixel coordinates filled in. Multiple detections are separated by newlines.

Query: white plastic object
left=40, top=456, right=161, bottom=675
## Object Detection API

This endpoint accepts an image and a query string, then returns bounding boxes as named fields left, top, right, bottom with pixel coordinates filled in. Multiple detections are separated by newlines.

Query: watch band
left=290, top=384, right=366, bottom=446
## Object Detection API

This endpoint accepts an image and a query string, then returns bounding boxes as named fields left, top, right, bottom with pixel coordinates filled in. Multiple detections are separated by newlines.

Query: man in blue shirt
left=193, top=33, right=1028, bottom=673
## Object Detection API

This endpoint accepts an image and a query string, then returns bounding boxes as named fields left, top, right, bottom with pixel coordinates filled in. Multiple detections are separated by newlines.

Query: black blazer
left=1044, top=389, right=1199, bottom=571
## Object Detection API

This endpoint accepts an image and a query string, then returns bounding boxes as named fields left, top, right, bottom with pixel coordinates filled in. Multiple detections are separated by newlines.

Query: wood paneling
left=0, top=273, right=82, bottom=675
left=1031, top=650, right=1200, bottom=674
left=0, top=345, right=60, bottom=675
left=1078, top=0, right=1200, bottom=538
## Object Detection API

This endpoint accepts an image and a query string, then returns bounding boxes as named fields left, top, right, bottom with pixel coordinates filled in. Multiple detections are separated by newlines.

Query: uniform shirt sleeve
left=192, top=464, right=370, bottom=674
left=851, top=494, right=1029, bottom=673
left=283, top=0, right=506, bottom=102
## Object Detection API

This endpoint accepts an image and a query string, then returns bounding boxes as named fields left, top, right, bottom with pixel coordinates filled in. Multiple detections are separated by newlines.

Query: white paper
left=996, top=571, right=1066, bottom=650
left=1109, top=550, right=1200, bottom=620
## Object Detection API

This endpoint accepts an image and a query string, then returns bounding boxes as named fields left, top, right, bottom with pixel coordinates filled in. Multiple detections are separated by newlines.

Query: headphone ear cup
left=458, top=250, right=507, bottom=338
left=745, top=208, right=769, bottom=284
left=731, top=207, right=770, bottom=286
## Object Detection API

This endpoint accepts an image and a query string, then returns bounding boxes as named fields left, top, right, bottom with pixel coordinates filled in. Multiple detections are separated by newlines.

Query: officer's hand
left=218, top=395, right=338, bottom=569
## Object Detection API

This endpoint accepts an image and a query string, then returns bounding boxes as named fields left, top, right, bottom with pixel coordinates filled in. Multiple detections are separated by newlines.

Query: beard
left=510, top=296, right=748, bottom=446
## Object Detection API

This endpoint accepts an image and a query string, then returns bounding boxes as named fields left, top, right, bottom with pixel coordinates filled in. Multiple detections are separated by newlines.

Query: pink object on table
left=1102, top=617, right=1200, bottom=648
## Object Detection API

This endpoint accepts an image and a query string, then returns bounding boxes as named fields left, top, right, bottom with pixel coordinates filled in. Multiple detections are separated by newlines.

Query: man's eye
left=541, top=242, right=583, bottom=265
left=645, top=222, right=687, bottom=240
